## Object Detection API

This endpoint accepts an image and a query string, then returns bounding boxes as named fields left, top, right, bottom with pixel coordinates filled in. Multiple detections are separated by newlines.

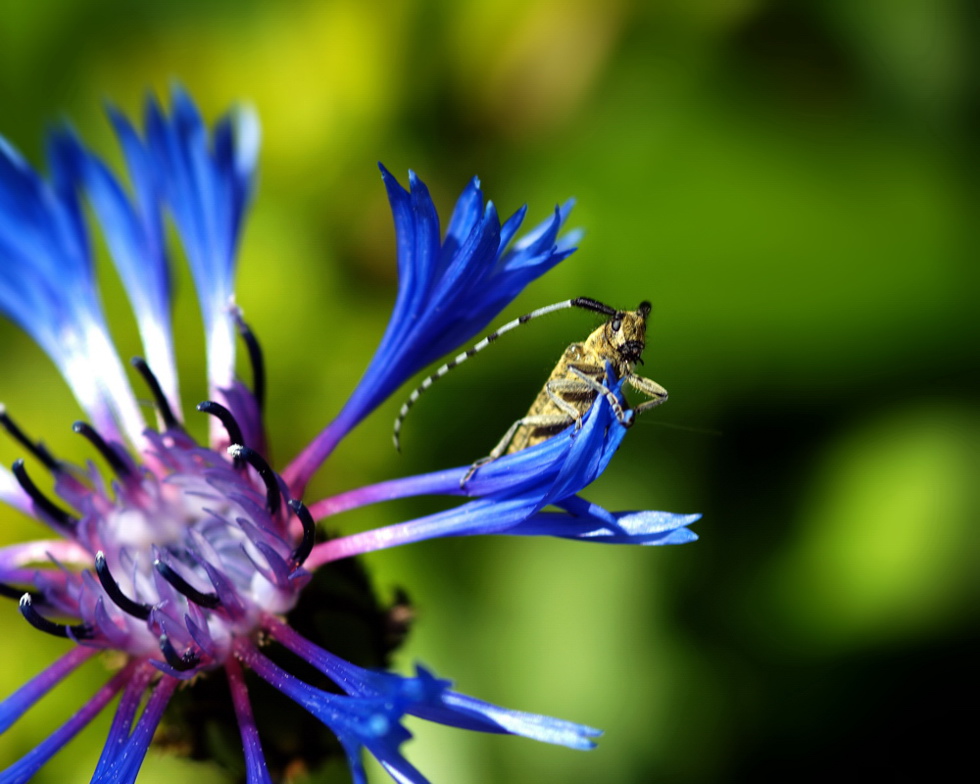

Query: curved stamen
left=131, top=357, right=179, bottom=429
left=287, top=499, right=316, bottom=567
left=11, top=459, right=78, bottom=529
left=1, top=584, right=49, bottom=607
left=0, top=582, right=26, bottom=600
left=236, top=318, right=266, bottom=412
left=196, top=401, right=245, bottom=448
left=159, top=634, right=201, bottom=671
left=154, top=559, right=221, bottom=609
left=19, top=593, right=93, bottom=639
left=73, top=422, right=132, bottom=477
left=227, top=445, right=281, bottom=515
left=0, top=406, right=60, bottom=472
left=94, top=551, right=152, bottom=620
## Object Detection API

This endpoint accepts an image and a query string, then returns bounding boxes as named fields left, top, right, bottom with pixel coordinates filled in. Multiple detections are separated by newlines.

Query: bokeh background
left=0, top=1, right=975, bottom=782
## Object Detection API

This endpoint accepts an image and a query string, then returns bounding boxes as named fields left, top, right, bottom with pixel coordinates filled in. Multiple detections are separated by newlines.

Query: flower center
left=2, top=368, right=315, bottom=678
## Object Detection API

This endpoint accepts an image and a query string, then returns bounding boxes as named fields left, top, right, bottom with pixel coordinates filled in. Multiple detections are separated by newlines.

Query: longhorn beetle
left=393, top=298, right=668, bottom=484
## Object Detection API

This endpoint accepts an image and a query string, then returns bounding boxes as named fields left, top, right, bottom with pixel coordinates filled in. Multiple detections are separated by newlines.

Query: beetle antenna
left=392, top=297, right=615, bottom=451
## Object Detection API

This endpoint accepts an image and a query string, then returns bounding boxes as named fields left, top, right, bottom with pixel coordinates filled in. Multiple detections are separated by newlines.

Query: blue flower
left=0, top=87, right=698, bottom=784
left=282, top=165, right=579, bottom=491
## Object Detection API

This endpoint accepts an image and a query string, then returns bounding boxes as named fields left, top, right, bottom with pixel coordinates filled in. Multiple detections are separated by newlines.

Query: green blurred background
left=0, top=1, right=975, bottom=782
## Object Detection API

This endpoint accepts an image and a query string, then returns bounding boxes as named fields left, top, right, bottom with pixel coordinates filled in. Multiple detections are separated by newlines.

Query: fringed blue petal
left=0, top=135, right=144, bottom=443
left=53, top=113, right=181, bottom=417
left=284, top=166, right=578, bottom=490
left=309, top=379, right=628, bottom=517
left=442, top=175, right=483, bottom=257
left=415, top=688, right=601, bottom=750
left=305, top=381, right=639, bottom=564
left=354, top=165, right=575, bottom=420
left=505, top=495, right=700, bottom=545
left=269, top=621, right=602, bottom=752
left=497, top=202, right=527, bottom=253
left=372, top=746, right=431, bottom=784
left=243, top=645, right=429, bottom=784
left=143, top=84, right=259, bottom=395
left=427, top=202, right=501, bottom=313
left=370, top=668, right=603, bottom=752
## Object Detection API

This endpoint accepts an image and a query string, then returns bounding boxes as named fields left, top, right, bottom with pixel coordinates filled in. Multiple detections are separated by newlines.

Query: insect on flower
left=393, top=298, right=668, bottom=484
left=0, top=86, right=700, bottom=784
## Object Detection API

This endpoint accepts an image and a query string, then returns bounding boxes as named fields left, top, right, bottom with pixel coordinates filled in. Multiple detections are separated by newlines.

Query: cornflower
left=0, top=87, right=699, bottom=784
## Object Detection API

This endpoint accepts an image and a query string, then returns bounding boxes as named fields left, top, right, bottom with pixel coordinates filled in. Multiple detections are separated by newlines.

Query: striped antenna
left=393, top=297, right=617, bottom=451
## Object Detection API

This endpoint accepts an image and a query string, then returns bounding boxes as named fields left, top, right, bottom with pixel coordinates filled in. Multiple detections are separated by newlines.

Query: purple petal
left=305, top=384, right=630, bottom=566
left=226, top=658, right=274, bottom=784
left=0, top=663, right=133, bottom=784
left=91, top=665, right=156, bottom=780
left=0, top=646, right=96, bottom=733
left=91, top=672, right=177, bottom=784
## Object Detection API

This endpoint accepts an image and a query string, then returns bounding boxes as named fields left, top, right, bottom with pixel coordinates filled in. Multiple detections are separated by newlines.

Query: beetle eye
left=611, top=318, right=622, bottom=332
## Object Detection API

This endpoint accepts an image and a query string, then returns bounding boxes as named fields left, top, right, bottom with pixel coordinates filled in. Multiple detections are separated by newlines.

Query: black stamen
left=0, top=407, right=60, bottom=472
left=94, top=552, right=152, bottom=620
left=19, top=593, right=93, bottom=639
left=159, top=634, right=200, bottom=671
left=11, top=459, right=78, bottom=529
left=154, top=559, right=221, bottom=609
left=1, top=584, right=48, bottom=606
left=288, top=499, right=316, bottom=566
left=196, top=401, right=245, bottom=448
left=236, top=319, right=266, bottom=412
left=130, top=357, right=179, bottom=429
left=1, top=582, right=25, bottom=600
left=227, top=445, right=281, bottom=515
left=73, top=422, right=132, bottom=477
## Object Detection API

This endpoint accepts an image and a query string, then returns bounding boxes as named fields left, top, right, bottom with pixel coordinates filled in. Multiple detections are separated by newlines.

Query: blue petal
left=303, top=379, right=640, bottom=567
left=372, top=667, right=602, bottom=751
left=311, top=385, right=632, bottom=563
left=269, top=621, right=602, bottom=752
left=49, top=119, right=180, bottom=415
left=284, top=167, right=578, bottom=489
left=0, top=647, right=95, bottom=734
left=367, top=166, right=576, bottom=405
left=417, top=688, right=601, bottom=750
left=90, top=668, right=155, bottom=781
left=0, top=133, right=144, bottom=442
left=442, top=175, right=483, bottom=258
left=507, top=495, right=701, bottom=545
left=0, top=666, right=130, bottom=784
left=90, top=674, right=177, bottom=784
left=226, top=661, right=275, bottom=784
left=244, top=646, right=426, bottom=783
left=0, top=136, right=94, bottom=353
left=372, top=746, right=431, bottom=784
left=143, top=84, right=258, bottom=393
